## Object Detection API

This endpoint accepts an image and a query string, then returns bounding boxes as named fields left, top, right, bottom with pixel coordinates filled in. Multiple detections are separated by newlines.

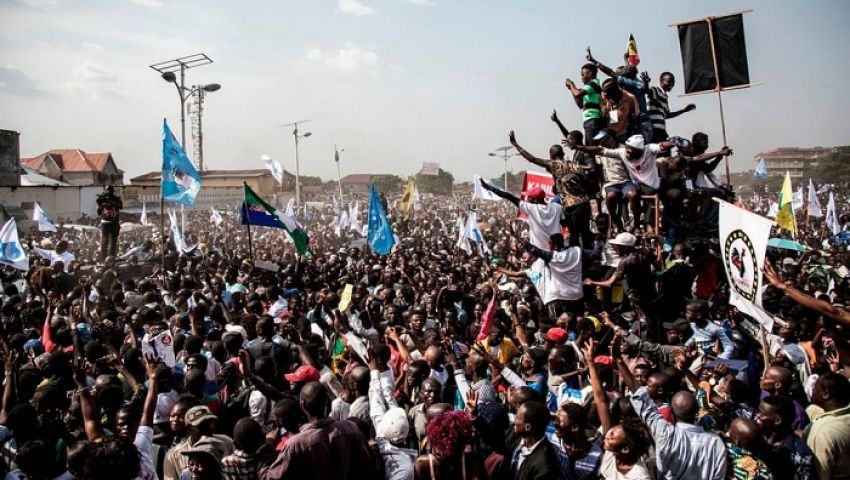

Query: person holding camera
left=96, top=186, right=123, bottom=261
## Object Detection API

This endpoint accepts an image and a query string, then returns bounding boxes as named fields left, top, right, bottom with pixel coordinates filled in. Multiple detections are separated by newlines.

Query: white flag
left=210, top=207, right=223, bottom=226
left=807, top=179, right=823, bottom=218
left=285, top=198, right=295, bottom=218
left=337, top=210, right=350, bottom=231
left=718, top=200, right=775, bottom=329
left=263, top=155, right=284, bottom=185
left=455, top=216, right=471, bottom=254
left=465, top=211, right=491, bottom=256
left=767, top=202, right=778, bottom=218
left=413, top=184, right=421, bottom=211
left=140, top=201, right=149, bottom=226
left=792, top=186, right=804, bottom=211
left=817, top=184, right=829, bottom=194
left=168, top=209, right=188, bottom=253
left=349, top=202, right=362, bottom=234
left=32, top=202, right=57, bottom=232
left=0, top=218, right=28, bottom=271
left=826, top=192, right=841, bottom=236
left=333, top=195, right=340, bottom=215
left=473, top=174, right=501, bottom=201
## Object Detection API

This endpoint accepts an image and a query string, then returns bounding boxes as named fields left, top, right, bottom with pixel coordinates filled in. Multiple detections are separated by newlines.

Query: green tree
left=372, top=174, right=404, bottom=194
left=300, top=175, right=323, bottom=187
left=490, top=170, right=527, bottom=194
left=416, top=168, right=454, bottom=195
left=812, top=147, right=850, bottom=184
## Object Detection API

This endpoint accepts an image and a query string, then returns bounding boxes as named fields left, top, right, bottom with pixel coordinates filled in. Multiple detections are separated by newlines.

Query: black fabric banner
left=677, top=14, right=750, bottom=94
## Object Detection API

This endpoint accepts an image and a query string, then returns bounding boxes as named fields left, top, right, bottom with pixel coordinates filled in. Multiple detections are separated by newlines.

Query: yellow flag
left=775, top=171, right=797, bottom=235
left=399, top=178, right=415, bottom=217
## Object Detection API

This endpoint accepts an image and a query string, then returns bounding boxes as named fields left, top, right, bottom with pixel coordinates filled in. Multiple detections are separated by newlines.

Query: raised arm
left=586, top=48, right=617, bottom=78
left=573, top=144, right=606, bottom=156
left=140, top=354, right=158, bottom=428
left=666, top=103, right=696, bottom=120
left=764, top=262, right=850, bottom=328
left=551, top=110, right=571, bottom=140
left=581, top=341, right=612, bottom=433
left=509, top=131, right=550, bottom=170
left=0, top=350, right=17, bottom=424
left=73, top=358, right=103, bottom=441
left=478, top=178, right=520, bottom=206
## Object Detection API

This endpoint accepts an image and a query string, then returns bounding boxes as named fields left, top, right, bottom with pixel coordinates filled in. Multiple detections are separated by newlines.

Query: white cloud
left=0, top=64, right=48, bottom=98
left=403, top=0, right=434, bottom=5
left=338, top=0, right=374, bottom=16
left=81, top=41, right=106, bottom=51
left=11, top=0, right=61, bottom=6
left=304, top=44, right=379, bottom=72
left=129, top=0, right=163, bottom=9
left=73, top=62, right=117, bottom=82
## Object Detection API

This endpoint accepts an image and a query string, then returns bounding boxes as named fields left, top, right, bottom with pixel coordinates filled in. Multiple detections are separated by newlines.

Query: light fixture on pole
left=488, top=146, right=519, bottom=191
left=280, top=119, right=313, bottom=209
left=334, top=145, right=345, bottom=205
left=150, top=54, right=219, bottom=171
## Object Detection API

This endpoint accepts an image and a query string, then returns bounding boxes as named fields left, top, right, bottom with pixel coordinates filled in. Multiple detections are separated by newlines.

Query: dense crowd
left=1, top=47, right=850, bottom=480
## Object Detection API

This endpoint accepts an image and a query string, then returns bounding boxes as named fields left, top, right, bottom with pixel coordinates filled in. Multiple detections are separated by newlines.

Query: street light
left=334, top=145, right=345, bottom=205
left=150, top=54, right=219, bottom=171
left=489, top=146, right=520, bottom=191
left=281, top=119, right=314, bottom=209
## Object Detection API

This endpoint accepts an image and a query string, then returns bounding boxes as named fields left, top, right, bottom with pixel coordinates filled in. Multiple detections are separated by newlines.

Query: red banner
left=518, top=171, right=555, bottom=219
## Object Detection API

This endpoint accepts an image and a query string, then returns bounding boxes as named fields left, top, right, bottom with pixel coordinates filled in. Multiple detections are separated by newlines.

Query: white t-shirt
left=525, top=246, right=583, bottom=304
left=599, top=451, right=652, bottom=480
left=518, top=201, right=563, bottom=251
left=602, top=145, right=663, bottom=190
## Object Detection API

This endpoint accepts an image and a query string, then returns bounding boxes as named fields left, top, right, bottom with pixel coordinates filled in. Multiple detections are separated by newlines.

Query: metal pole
left=197, top=88, right=204, bottom=172
left=706, top=18, right=731, bottom=185
left=179, top=65, right=187, bottom=149
left=294, top=127, right=301, bottom=209
left=335, top=146, right=344, bottom=204
left=503, top=152, right=509, bottom=191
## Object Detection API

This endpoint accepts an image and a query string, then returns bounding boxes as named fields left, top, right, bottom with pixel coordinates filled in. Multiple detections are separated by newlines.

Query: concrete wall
left=0, top=185, right=102, bottom=222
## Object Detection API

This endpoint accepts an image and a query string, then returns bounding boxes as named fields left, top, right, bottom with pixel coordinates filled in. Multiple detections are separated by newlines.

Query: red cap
left=545, top=327, right=568, bottom=343
left=284, top=365, right=321, bottom=383
left=525, top=187, right=545, bottom=201
left=593, top=355, right=613, bottom=366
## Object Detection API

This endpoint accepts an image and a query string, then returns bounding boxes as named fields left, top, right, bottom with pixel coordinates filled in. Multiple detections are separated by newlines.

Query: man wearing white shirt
left=575, top=135, right=675, bottom=229
left=479, top=179, right=562, bottom=251
left=29, top=239, right=75, bottom=273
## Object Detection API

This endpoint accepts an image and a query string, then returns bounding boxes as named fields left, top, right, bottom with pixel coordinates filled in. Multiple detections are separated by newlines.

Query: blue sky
left=1, top=0, right=848, bottom=184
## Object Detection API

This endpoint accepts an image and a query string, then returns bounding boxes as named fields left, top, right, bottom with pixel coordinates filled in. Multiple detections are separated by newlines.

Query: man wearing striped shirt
left=647, top=72, right=696, bottom=143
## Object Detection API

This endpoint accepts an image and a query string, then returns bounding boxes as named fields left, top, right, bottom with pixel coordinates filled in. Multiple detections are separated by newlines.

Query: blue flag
left=755, top=157, right=767, bottom=180
left=367, top=184, right=395, bottom=255
left=162, top=119, right=202, bottom=205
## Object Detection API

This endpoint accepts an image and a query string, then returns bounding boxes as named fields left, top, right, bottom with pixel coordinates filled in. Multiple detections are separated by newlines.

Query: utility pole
left=335, top=145, right=345, bottom=205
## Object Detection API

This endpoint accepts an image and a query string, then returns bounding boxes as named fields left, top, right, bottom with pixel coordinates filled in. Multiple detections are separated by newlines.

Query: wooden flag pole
left=705, top=17, right=731, bottom=186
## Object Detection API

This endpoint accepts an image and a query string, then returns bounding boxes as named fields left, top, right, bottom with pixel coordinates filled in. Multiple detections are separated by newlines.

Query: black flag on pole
left=677, top=14, right=750, bottom=94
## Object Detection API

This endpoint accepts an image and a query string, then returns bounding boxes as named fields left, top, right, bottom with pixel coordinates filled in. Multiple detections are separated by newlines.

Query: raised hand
left=144, top=353, right=159, bottom=380
left=465, top=388, right=479, bottom=413
left=4, top=350, right=18, bottom=374
left=551, top=110, right=559, bottom=123
left=508, top=130, right=517, bottom=146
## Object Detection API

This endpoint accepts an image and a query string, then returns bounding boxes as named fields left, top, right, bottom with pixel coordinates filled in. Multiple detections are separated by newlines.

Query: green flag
left=240, top=183, right=310, bottom=256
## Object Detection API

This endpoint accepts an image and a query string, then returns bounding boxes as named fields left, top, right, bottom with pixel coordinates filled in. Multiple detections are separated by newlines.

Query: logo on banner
left=723, top=229, right=759, bottom=302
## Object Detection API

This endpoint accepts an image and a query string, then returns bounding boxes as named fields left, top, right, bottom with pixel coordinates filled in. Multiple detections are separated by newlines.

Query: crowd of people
left=1, top=46, right=849, bottom=480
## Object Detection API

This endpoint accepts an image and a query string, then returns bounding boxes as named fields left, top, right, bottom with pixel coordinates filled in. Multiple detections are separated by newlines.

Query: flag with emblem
left=240, top=182, right=310, bottom=256
left=0, top=218, right=28, bottom=271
